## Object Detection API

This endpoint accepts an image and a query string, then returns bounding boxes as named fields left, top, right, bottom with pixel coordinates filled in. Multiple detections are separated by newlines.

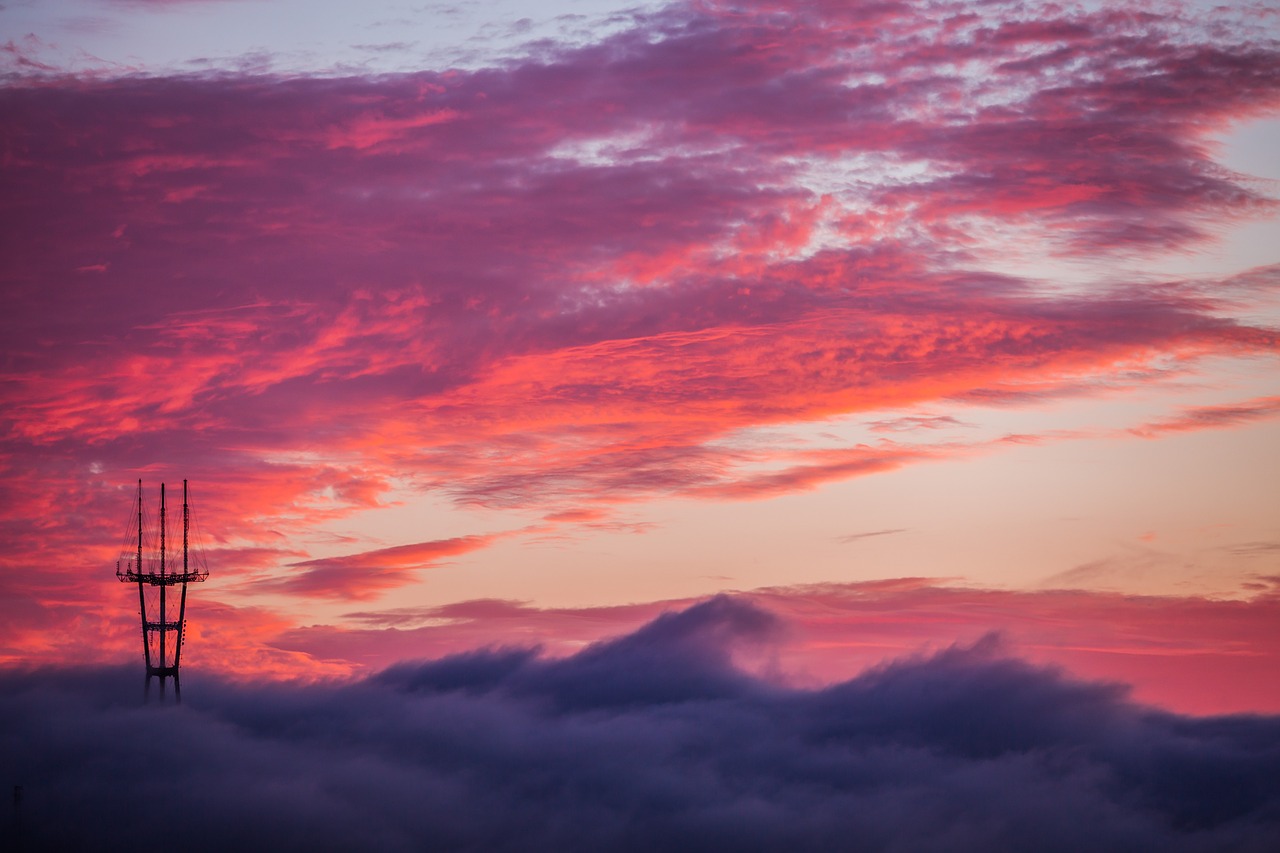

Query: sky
left=3, top=0, right=1280, bottom=846
left=2, top=0, right=1279, bottom=709
left=4, top=0, right=1280, bottom=710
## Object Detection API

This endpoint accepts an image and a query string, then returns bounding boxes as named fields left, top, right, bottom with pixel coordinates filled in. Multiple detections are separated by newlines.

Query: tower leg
left=137, top=580, right=150, bottom=671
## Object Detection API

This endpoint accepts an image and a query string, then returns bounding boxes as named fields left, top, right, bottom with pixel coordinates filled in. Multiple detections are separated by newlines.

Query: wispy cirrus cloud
left=269, top=534, right=510, bottom=600
left=836, top=528, right=909, bottom=543
left=1129, top=394, right=1280, bottom=437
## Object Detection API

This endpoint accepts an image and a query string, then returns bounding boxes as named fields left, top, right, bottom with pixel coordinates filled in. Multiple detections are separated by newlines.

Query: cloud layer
left=4, top=598, right=1279, bottom=851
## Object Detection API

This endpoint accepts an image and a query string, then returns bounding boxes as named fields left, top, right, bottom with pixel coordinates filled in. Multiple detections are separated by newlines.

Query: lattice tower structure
left=116, top=480, right=209, bottom=699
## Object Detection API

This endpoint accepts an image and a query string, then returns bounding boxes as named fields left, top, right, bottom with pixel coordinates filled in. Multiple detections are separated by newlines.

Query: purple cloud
left=4, top=598, right=1280, bottom=850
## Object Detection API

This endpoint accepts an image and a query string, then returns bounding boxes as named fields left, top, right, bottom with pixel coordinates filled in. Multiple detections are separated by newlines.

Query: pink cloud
left=267, top=533, right=509, bottom=600
left=1129, top=394, right=1280, bottom=437
left=325, top=108, right=462, bottom=151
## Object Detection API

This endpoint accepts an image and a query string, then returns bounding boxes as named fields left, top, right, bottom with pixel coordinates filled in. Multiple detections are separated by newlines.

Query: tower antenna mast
left=116, top=479, right=209, bottom=701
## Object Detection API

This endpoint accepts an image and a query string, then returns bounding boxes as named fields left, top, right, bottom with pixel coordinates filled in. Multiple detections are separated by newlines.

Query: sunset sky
left=2, top=0, right=1279, bottom=720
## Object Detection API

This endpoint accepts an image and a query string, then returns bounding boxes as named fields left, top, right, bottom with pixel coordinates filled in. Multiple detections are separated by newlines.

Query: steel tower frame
left=116, top=480, right=208, bottom=701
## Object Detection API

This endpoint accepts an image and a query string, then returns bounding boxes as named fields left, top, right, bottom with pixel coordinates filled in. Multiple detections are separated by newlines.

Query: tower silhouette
left=116, top=480, right=209, bottom=701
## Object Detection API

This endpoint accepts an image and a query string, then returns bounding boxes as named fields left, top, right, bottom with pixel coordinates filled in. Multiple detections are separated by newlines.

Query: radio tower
left=116, top=480, right=209, bottom=701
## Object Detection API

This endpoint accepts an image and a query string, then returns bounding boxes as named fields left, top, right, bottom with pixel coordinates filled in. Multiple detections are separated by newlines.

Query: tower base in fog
left=145, top=667, right=181, bottom=703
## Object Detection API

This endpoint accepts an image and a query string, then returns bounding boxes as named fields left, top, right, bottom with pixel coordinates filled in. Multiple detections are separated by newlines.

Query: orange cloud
left=264, top=534, right=510, bottom=600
